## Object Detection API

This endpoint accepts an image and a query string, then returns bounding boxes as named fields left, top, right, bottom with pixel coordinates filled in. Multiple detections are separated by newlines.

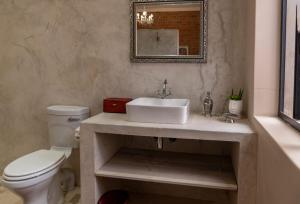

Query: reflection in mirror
left=130, top=0, right=208, bottom=63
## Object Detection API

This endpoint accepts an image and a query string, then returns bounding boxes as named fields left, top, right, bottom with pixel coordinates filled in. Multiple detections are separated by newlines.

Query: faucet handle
left=223, top=113, right=240, bottom=123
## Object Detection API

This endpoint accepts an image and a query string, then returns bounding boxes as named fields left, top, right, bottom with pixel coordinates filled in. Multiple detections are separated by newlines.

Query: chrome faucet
left=157, top=79, right=172, bottom=99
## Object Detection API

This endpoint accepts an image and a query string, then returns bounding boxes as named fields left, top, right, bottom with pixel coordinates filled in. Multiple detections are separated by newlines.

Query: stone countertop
left=81, top=113, right=255, bottom=142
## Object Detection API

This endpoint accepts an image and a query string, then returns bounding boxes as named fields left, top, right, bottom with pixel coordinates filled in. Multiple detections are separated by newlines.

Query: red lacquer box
left=103, top=98, right=133, bottom=114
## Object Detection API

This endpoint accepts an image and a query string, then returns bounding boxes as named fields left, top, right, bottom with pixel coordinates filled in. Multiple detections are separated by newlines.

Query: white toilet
left=2, top=105, right=89, bottom=204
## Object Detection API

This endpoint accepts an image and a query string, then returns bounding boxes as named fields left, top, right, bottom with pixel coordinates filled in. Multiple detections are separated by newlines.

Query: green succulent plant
left=229, top=89, right=244, bottom=100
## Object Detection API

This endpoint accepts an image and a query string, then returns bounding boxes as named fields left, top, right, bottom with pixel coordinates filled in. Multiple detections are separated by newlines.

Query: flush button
left=68, top=117, right=80, bottom=122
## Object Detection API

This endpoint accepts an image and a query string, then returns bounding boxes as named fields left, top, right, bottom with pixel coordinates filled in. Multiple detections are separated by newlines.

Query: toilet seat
left=2, top=166, right=60, bottom=189
left=3, top=150, right=65, bottom=182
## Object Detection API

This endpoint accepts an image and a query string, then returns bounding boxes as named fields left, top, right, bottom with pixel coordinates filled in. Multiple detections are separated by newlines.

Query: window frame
left=279, top=0, right=300, bottom=131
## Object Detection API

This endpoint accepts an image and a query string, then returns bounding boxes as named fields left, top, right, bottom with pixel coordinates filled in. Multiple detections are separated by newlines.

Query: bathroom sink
left=126, top=97, right=190, bottom=124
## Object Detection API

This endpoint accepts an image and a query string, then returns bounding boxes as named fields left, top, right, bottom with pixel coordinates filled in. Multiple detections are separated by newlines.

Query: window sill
left=254, top=116, right=300, bottom=170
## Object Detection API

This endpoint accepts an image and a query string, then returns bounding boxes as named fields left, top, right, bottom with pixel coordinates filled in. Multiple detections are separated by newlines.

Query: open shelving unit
left=96, top=148, right=237, bottom=191
left=80, top=113, right=257, bottom=204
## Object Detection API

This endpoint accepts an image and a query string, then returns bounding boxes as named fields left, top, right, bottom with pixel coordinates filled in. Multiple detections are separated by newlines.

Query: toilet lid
left=4, top=150, right=65, bottom=178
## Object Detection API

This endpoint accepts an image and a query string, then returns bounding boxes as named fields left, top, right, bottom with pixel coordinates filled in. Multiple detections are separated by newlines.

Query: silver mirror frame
left=130, top=0, right=208, bottom=63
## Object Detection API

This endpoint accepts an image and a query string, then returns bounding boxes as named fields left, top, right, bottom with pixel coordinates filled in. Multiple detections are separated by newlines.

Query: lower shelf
left=95, top=148, right=237, bottom=191
left=128, top=192, right=218, bottom=204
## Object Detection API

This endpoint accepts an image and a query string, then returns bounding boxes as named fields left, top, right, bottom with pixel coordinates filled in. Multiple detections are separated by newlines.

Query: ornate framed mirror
left=130, top=0, right=208, bottom=63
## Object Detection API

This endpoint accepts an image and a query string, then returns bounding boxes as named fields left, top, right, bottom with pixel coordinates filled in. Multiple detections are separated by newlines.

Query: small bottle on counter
left=203, top=92, right=213, bottom=117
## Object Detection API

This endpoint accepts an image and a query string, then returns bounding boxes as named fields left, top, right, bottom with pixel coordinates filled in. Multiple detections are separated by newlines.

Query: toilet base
left=48, top=172, right=64, bottom=204
left=5, top=168, right=64, bottom=204
left=17, top=176, right=53, bottom=204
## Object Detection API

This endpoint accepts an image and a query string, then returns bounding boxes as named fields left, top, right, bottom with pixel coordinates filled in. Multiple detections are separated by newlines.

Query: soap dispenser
left=203, top=92, right=213, bottom=117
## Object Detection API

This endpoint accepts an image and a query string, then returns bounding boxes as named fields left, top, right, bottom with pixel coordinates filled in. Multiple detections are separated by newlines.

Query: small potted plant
left=228, top=89, right=244, bottom=116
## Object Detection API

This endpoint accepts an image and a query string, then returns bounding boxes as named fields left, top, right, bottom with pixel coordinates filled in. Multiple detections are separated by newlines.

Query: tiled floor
left=64, top=187, right=80, bottom=204
left=0, top=186, right=23, bottom=204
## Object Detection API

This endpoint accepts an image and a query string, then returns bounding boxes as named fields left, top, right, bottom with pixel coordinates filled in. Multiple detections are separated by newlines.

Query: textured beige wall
left=0, top=0, right=248, bottom=174
left=250, top=0, right=300, bottom=203
left=253, top=0, right=281, bottom=116
left=255, top=120, right=300, bottom=204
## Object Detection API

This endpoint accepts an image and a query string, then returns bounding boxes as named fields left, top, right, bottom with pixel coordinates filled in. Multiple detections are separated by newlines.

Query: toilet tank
left=47, top=105, right=89, bottom=148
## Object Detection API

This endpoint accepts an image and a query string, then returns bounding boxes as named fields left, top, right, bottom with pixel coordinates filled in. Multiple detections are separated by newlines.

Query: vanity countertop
left=82, top=113, right=255, bottom=142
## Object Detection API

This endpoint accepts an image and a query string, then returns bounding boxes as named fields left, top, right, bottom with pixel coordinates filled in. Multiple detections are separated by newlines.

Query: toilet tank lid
left=47, top=105, right=89, bottom=116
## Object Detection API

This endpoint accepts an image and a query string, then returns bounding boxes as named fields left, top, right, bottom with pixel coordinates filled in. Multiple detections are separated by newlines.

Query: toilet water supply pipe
left=74, top=127, right=80, bottom=142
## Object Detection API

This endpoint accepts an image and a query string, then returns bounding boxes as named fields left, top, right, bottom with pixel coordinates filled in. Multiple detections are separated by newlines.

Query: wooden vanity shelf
left=95, top=148, right=237, bottom=191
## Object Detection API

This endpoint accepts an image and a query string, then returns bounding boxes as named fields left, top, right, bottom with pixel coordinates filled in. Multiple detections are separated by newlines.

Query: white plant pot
left=228, top=100, right=243, bottom=115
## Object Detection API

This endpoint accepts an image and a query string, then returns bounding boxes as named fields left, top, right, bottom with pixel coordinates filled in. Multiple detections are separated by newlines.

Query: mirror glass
left=131, top=0, right=207, bottom=63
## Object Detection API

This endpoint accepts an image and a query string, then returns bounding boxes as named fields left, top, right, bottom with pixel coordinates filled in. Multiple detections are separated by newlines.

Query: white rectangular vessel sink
left=126, top=97, right=190, bottom=124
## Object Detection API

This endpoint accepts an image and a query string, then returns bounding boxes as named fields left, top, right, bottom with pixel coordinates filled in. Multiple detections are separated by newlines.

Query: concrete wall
left=0, top=0, right=248, bottom=181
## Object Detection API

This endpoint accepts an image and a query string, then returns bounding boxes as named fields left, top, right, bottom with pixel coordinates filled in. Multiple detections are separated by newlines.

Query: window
left=279, top=0, right=300, bottom=131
